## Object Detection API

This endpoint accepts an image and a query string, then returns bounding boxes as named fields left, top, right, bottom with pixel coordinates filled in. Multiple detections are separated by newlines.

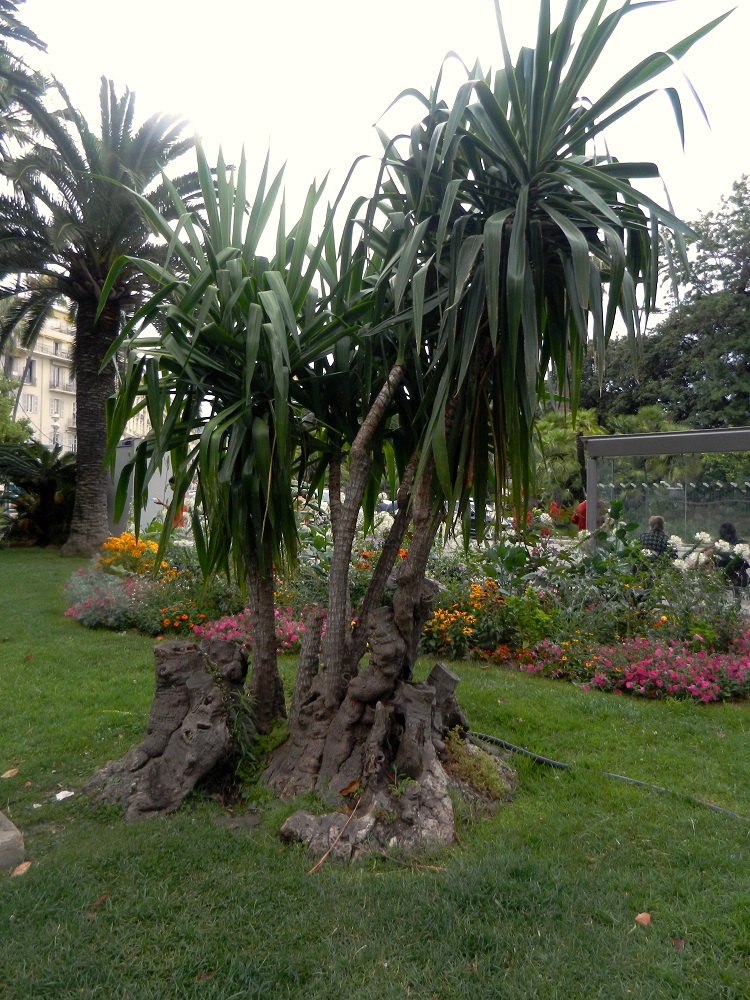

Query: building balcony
left=49, top=378, right=76, bottom=393
left=37, top=343, right=74, bottom=359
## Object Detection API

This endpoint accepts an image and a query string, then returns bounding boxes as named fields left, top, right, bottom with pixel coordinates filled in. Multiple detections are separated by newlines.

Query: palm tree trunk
left=61, top=301, right=118, bottom=557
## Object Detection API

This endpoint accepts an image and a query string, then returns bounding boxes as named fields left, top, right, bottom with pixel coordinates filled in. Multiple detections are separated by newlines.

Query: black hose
left=469, top=730, right=750, bottom=824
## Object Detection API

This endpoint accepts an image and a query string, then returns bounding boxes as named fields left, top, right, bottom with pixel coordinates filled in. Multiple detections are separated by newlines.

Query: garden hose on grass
left=469, top=731, right=750, bottom=825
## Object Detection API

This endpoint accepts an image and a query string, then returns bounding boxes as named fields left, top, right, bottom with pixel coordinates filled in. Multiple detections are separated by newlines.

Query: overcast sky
left=20, top=0, right=750, bottom=227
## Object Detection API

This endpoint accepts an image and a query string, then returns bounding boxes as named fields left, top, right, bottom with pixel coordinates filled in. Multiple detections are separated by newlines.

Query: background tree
left=581, top=178, right=750, bottom=429
left=533, top=408, right=602, bottom=506
left=0, top=77, right=194, bottom=555
left=0, top=370, right=31, bottom=442
left=681, top=175, right=750, bottom=298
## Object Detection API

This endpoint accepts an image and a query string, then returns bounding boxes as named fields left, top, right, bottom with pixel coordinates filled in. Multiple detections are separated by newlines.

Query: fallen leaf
left=24, top=780, right=32, bottom=787
left=338, top=778, right=361, bottom=797
left=22, top=653, right=32, bottom=662
left=195, top=972, right=214, bottom=981
left=55, top=790, right=74, bottom=801
left=635, top=912, right=651, bottom=926
left=1, top=768, right=19, bottom=779
left=11, top=861, right=31, bottom=877
left=672, top=937, right=685, bottom=951
left=465, top=962, right=477, bottom=972
left=89, top=893, right=109, bottom=909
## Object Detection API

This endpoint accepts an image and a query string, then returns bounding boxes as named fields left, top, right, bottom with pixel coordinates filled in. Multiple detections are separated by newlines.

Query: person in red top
left=571, top=500, right=586, bottom=530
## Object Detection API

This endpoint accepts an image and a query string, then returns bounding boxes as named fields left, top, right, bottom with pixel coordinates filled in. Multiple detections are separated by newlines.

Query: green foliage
left=580, top=294, right=750, bottom=430
left=533, top=407, right=603, bottom=504
left=683, top=174, right=750, bottom=298
left=581, top=176, right=750, bottom=432
left=386, top=766, right=415, bottom=796
left=0, top=370, right=31, bottom=442
left=103, top=144, right=342, bottom=587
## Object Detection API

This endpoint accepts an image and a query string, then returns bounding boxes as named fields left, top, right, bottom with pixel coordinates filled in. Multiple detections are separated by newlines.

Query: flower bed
left=192, top=605, right=322, bottom=654
left=518, top=631, right=750, bottom=703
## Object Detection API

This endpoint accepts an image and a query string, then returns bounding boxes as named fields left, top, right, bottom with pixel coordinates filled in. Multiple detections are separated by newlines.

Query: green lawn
left=1, top=548, right=749, bottom=999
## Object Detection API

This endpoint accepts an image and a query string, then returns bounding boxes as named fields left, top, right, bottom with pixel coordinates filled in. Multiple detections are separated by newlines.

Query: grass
left=1, top=548, right=749, bottom=999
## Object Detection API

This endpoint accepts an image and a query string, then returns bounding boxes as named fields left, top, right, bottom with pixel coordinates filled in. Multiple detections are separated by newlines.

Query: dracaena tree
left=300, top=0, right=727, bottom=709
left=103, top=145, right=349, bottom=731
left=266, top=0, right=728, bottom=804
left=0, top=77, right=195, bottom=556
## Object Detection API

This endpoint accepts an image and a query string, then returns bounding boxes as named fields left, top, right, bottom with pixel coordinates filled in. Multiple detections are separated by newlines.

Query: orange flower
left=163, top=618, right=170, bottom=626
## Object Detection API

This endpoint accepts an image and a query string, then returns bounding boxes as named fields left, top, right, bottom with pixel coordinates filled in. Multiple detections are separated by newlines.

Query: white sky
left=19, top=0, right=750, bottom=228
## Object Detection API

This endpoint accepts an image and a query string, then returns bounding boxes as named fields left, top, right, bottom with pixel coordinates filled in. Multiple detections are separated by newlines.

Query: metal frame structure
left=581, top=428, right=750, bottom=532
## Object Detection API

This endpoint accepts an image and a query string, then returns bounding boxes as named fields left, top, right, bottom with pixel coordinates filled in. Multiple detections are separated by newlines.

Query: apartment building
left=2, top=312, right=150, bottom=452
left=2, top=313, right=78, bottom=452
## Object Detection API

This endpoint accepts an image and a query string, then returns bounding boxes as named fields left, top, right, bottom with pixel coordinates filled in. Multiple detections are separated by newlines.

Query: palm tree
left=0, top=439, right=75, bottom=545
left=0, top=77, right=194, bottom=555
left=0, top=1, right=43, bottom=51
left=0, top=0, right=47, bottom=154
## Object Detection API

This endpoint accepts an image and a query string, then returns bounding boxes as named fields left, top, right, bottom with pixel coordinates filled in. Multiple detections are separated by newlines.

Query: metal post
left=586, top=455, right=598, bottom=532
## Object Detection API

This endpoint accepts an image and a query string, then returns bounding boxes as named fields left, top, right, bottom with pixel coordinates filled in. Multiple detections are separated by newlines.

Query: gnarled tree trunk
left=84, top=637, right=249, bottom=821
left=263, top=476, right=471, bottom=857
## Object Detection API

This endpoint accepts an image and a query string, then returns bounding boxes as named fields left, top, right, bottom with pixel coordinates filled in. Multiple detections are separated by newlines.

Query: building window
left=21, top=392, right=38, bottom=413
left=50, top=364, right=64, bottom=388
left=50, top=397, right=64, bottom=417
left=12, top=359, right=35, bottom=385
left=66, top=432, right=77, bottom=453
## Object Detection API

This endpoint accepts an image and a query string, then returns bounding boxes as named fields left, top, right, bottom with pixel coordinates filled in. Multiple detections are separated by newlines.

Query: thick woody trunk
left=61, top=301, right=119, bottom=558
left=84, top=638, right=249, bottom=821
left=247, top=553, right=286, bottom=733
left=320, top=365, right=406, bottom=707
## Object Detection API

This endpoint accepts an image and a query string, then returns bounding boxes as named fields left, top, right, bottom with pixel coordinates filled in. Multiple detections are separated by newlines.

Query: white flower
left=674, top=558, right=688, bottom=572
left=577, top=529, right=591, bottom=540
left=539, top=512, right=553, bottom=526
left=694, top=531, right=712, bottom=544
left=669, top=534, right=683, bottom=547
left=715, top=539, right=732, bottom=553
left=734, top=543, right=750, bottom=561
